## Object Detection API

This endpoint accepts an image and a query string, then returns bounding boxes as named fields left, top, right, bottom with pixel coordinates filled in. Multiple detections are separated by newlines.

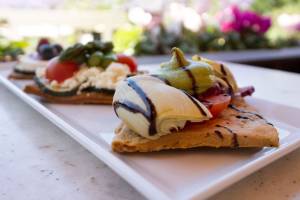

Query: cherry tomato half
left=201, top=94, right=231, bottom=118
left=46, top=57, right=79, bottom=83
left=116, top=54, right=137, bottom=73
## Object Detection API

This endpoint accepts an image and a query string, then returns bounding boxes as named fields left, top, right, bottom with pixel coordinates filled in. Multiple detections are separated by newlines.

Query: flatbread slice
left=8, top=71, right=34, bottom=80
left=24, top=84, right=113, bottom=104
left=112, top=97, right=279, bottom=152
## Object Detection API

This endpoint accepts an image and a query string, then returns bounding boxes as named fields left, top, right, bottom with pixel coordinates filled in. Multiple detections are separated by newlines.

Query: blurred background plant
left=132, top=5, right=275, bottom=55
left=114, top=1, right=299, bottom=55
left=251, top=0, right=300, bottom=44
left=0, top=38, right=26, bottom=62
left=0, top=0, right=299, bottom=57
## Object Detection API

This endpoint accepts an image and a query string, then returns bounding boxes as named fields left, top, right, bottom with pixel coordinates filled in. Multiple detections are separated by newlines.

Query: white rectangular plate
left=1, top=63, right=300, bottom=200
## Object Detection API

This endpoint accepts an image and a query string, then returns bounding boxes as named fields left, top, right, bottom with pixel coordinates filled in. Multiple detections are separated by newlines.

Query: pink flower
left=220, top=5, right=242, bottom=32
left=258, top=17, right=272, bottom=33
left=220, top=5, right=271, bottom=34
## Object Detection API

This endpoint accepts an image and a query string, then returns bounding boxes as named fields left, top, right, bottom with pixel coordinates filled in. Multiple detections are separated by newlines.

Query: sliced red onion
left=238, top=86, right=255, bottom=97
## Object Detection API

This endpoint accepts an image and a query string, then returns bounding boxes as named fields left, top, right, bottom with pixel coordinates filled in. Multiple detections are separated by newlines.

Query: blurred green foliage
left=113, top=1, right=300, bottom=55
left=132, top=25, right=297, bottom=55
left=251, top=0, right=300, bottom=13
left=0, top=36, right=27, bottom=61
left=112, top=25, right=143, bottom=54
left=252, top=0, right=300, bottom=43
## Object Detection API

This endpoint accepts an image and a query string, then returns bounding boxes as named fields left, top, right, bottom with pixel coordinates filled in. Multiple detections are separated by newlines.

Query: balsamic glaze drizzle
left=216, top=124, right=239, bottom=147
left=214, top=130, right=224, bottom=140
left=229, top=104, right=273, bottom=126
left=229, top=104, right=263, bottom=118
left=126, top=79, right=158, bottom=135
left=220, top=64, right=227, bottom=76
left=232, top=134, right=238, bottom=147
left=113, top=79, right=158, bottom=135
left=220, top=64, right=234, bottom=94
left=236, top=115, right=252, bottom=120
left=182, top=91, right=208, bottom=117
left=221, top=77, right=233, bottom=95
left=183, top=67, right=197, bottom=95
left=217, top=64, right=234, bottom=95
left=113, top=101, right=147, bottom=119
left=150, top=74, right=171, bottom=85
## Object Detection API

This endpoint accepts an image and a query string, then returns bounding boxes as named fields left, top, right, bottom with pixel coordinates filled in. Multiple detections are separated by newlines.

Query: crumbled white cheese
left=35, top=67, right=46, bottom=78
left=87, top=63, right=130, bottom=90
left=50, top=80, right=59, bottom=89
left=36, top=62, right=130, bottom=92
left=61, top=78, right=79, bottom=89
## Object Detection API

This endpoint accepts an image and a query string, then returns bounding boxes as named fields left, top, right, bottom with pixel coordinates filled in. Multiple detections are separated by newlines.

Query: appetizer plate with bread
left=8, top=38, right=63, bottom=80
left=1, top=47, right=300, bottom=200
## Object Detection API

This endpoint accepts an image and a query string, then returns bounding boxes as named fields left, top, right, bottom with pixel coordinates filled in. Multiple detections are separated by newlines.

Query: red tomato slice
left=201, top=94, right=231, bottom=118
left=116, top=54, right=137, bottom=73
left=46, top=57, right=79, bottom=83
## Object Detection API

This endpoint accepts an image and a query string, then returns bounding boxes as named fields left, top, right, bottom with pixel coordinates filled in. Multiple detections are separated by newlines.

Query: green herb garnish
left=58, top=40, right=116, bottom=69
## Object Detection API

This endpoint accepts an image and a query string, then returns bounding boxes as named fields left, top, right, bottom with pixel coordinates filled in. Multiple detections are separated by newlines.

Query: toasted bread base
left=8, top=71, right=34, bottom=80
left=24, top=84, right=113, bottom=104
left=112, top=97, right=279, bottom=152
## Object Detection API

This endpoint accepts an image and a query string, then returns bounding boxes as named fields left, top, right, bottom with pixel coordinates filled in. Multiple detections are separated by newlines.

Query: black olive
left=52, top=44, right=63, bottom=55
left=38, top=44, right=56, bottom=60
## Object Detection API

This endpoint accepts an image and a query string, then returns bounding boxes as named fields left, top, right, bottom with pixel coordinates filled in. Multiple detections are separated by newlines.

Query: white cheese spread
left=15, top=55, right=48, bottom=72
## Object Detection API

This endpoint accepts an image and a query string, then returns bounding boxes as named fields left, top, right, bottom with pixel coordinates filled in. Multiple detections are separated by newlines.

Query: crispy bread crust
left=24, top=84, right=113, bottom=104
left=112, top=97, right=279, bottom=152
